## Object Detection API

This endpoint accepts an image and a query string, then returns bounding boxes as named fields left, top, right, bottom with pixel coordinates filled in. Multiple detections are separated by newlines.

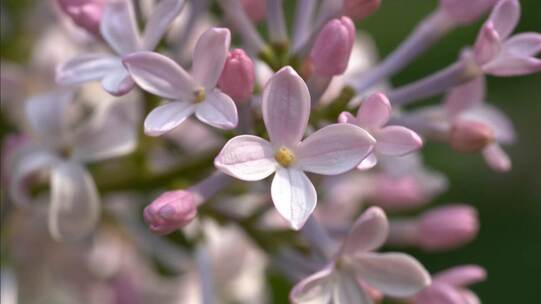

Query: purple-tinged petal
left=123, top=51, right=194, bottom=99
left=290, top=265, right=334, bottom=304
left=343, top=207, right=388, bottom=255
left=353, top=252, right=430, bottom=297
left=434, top=265, right=487, bottom=287
left=25, top=90, right=73, bottom=145
left=49, top=161, right=100, bottom=241
left=195, top=90, right=238, bottom=130
left=503, top=32, right=541, bottom=57
left=487, top=0, right=520, bottom=40
left=482, top=143, right=511, bottom=172
left=460, top=104, right=515, bottom=144
left=338, top=111, right=357, bottom=124
left=192, top=28, right=231, bottom=89
left=461, top=289, right=481, bottom=304
left=482, top=54, right=541, bottom=76
left=298, top=124, right=376, bottom=175
left=443, top=77, right=486, bottom=117
left=356, top=93, right=391, bottom=129
left=474, top=22, right=501, bottom=65
left=375, top=126, right=423, bottom=156
left=144, top=101, right=195, bottom=136
left=214, top=135, right=276, bottom=181
left=333, top=272, right=373, bottom=304
left=414, top=282, right=465, bottom=304
left=262, top=66, right=310, bottom=148
left=271, top=168, right=317, bottom=230
left=101, top=68, right=135, bottom=96
left=56, top=54, right=121, bottom=85
left=142, top=0, right=186, bottom=50
left=357, top=152, right=378, bottom=171
left=100, top=0, right=141, bottom=55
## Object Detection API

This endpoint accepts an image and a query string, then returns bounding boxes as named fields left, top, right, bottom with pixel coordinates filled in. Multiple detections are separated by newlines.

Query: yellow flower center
left=193, top=87, right=206, bottom=103
left=275, top=147, right=295, bottom=167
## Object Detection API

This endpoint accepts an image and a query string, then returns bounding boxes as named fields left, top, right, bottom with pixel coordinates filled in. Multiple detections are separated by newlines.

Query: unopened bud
left=450, top=119, right=494, bottom=153
left=240, top=0, right=267, bottom=23
left=57, top=0, right=107, bottom=37
left=143, top=190, right=198, bottom=235
left=342, top=0, right=382, bottom=21
left=309, top=17, right=356, bottom=77
left=218, top=49, right=255, bottom=101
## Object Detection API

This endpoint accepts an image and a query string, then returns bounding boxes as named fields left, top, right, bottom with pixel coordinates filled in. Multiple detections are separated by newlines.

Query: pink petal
left=414, top=282, right=465, bottom=304
left=191, top=28, right=231, bottom=89
left=460, top=104, right=515, bottom=144
left=338, top=111, right=357, bottom=124
left=271, top=168, right=317, bottom=230
left=354, top=252, right=431, bottom=297
left=123, top=51, right=194, bottom=99
left=144, top=101, right=195, bottom=136
left=25, top=90, right=73, bottom=145
left=142, top=0, right=186, bottom=50
left=290, top=265, right=334, bottom=304
left=375, top=126, right=423, bottom=156
left=49, top=161, right=100, bottom=240
left=434, top=265, right=487, bottom=287
left=461, top=289, right=481, bottom=304
left=56, top=54, right=121, bottom=86
left=356, top=92, right=391, bottom=129
left=503, top=32, right=541, bottom=57
left=195, top=90, right=238, bottom=130
left=443, top=77, right=486, bottom=117
left=100, top=0, right=141, bottom=55
left=482, top=143, right=511, bottom=172
left=482, top=54, right=541, bottom=76
left=298, top=124, right=376, bottom=175
left=332, top=272, right=373, bottom=304
left=101, top=68, right=135, bottom=96
left=357, top=152, right=378, bottom=171
left=474, top=22, right=501, bottom=65
left=262, top=66, right=310, bottom=148
left=342, top=207, right=388, bottom=255
left=487, top=0, right=520, bottom=40
left=214, top=135, right=276, bottom=181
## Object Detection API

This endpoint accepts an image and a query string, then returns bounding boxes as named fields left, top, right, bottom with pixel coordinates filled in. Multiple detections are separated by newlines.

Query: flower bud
left=309, top=17, right=356, bottom=77
left=143, top=190, right=198, bottom=235
left=342, top=0, right=382, bottom=21
left=57, top=0, right=107, bottom=37
left=370, top=175, right=429, bottom=210
left=450, top=119, right=494, bottom=153
left=240, top=0, right=267, bottom=23
left=417, top=205, right=479, bottom=251
left=218, top=49, right=255, bottom=101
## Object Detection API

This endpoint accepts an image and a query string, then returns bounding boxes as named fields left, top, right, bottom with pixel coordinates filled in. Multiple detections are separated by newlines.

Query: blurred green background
left=2, top=0, right=540, bottom=303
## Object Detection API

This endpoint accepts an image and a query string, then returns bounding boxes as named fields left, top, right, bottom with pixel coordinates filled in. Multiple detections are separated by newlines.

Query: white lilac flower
left=9, top=90, right=139, bottom=240
left=122, top=27, right=239, bottom=135
left=56, top=0, right=186, bottom=96
left=214, top=66, right=375, bottom=230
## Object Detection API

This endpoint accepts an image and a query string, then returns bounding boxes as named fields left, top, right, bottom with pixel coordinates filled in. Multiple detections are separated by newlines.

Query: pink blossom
left=342, top=0, right=382, bottom=21
left=218, top=49, right=255, bottom=101
left=144, top=190, right=198, bottom=235
left=215, top=66, right=375, bottom=229
left=57, top=0, right=107, bottom=37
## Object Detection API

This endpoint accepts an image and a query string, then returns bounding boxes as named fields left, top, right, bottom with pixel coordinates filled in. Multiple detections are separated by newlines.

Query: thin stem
left=292, top=0, right=316, bottom=52
left=301, top=216, right=336, bottom=260
left=218, top=0, right=266, bottom=53
left=266, top=0, right=288, bottom=45
left=195, top=243, right=217, bottom=304
left=189, top=171, right=234, bottom=205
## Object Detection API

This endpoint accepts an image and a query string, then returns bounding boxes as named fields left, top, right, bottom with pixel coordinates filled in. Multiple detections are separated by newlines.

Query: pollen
left=275, top=147, right=295, bottom=167
left=193, top=87, right=206, bottom=103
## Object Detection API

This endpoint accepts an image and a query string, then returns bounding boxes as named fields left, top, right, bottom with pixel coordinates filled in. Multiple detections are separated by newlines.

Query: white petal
left=357, top=153, right=378, bottom=171
left=195, top=90, right=238, bottom=129
left=101, top=67, right=135, bottom=96
left=271, top=168, right=317, bottom=230
left=56, top=54, right=121, bottom=85
left=144, top=101, right=195, bottom=136
left=25, top=90, right=73, bottom=145
left=49, top=161, right=100, bottom=241
left=262, top=66, right=310, bottom=147
left=354, top=252, right=431, bottom=297
left=375, top=126, right=423, bottom=156
left=298, top=124, right=376, bottom=175
left=290, top=265, right=334, bottom=304
left=100, top=0, right=141, bottom=55
left=191, top=28, right=231, bottom=89
left=214, top=135, right=277, bottom=181
left=333, top=272, right=373, bottom=304
left=142, top=0, right=186, bottom=50
left=342, top=207, right=388, bottom=255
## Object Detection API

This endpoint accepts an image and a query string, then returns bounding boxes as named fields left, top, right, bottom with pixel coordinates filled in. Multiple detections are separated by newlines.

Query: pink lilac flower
left=339, top=93, right=423, bottom=170
left=143, top=190, right=198, bottom=235
left=473, top=0, right=541, bottom=76
left=123, top=28, right=239, bottom=135
left=56, top=0, right=186, bottom=96
left=56, top=0, right=107, bottom=37
left=214, top=66, right=375, bottom=229
left=290, top=207, right=430, bottom=303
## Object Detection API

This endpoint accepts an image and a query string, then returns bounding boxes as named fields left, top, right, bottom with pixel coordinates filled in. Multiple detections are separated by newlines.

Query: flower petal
left=298, top=124, right=376, bottom=175
left=195, top=89, right=238, bottom=129
left=290, top=265, right=334, bottom=304
left=482, top=143, right=511, bottom=172
left=356, top=93, right=391, bottom=129
left=271, top=168, right=317, bottom=230
left=262, top=66, right=310, bottom=147
left=338, top=111, right=357, bottom=124
left=49, top=161, right=100, bottom=241
left=482, top=53, right=541, bottom=76
left=144, top=101, right=195, bottom=136
left=375, top=126, right=423, bottom=156
left=357, top=152, right=378, bottom=171
left=443, top=77, right=486, bottom=117
left=214, top=135, right=276, bottom=181
left=414, top=283, right=465, bottom=304
left=354, top=252, right=430, bottom=297
left=434, top=265, right=486, bottom=287
left=473, top=22, right=501, bottom=65
left=56, top=54, right=121, bottom=86
left=333, top=272, right=373, bottom=304
left=343, top=207, right=388, bottom=255
left=100, top=0, right=141, bottom=55
left=192, top=28, right=231, bottom=89
left=101, top=68, right=135, bottom=96
left=503, top=32, right=541, bottom=57
left=487, top=0, right=520, bottom=40
left=123, top=51, right=194, bottom=99
left=460, top=104, right=515, bottom=144
left=142, top=0, right=186, bottom=50
left=25, top=90, right=73, bottom=145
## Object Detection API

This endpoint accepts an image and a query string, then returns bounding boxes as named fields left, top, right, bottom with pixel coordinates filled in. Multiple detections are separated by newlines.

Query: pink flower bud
left=417, top=205, right=479, bottom=251
left=371, top=175, right=429, bottom=210
left=240, top=0, right=267, bottom=23
left=342, top=0, right=382, bottom=21
left=143, top=190, right=198, bottom=235
left=57, top=0, right=107, bottom=37
left=218, top=49, right=255, bottom=101
left=450, top=119, right=494, bottom=153
left=309, top=17, right=356, bottom=77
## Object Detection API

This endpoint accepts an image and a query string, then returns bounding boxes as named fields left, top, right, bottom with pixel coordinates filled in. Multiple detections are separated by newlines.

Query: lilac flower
left=339, top=93, right=423, bottom=170
left=290, top=207, right=430, bottom=303
left=56, top=0, right=186, bottom=96
left=123, top=28, right=239, bottom=135
left=56, top=0, right=107, bottom=37
left=9, top=90, right=138, bottom=240
left=473, top=0, right=541, bottom=76
left=215, top=66, right=375, bottom=229
left=143, top=190, right=198, bottom=235
left=438, top=0, right=497, bottom=25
